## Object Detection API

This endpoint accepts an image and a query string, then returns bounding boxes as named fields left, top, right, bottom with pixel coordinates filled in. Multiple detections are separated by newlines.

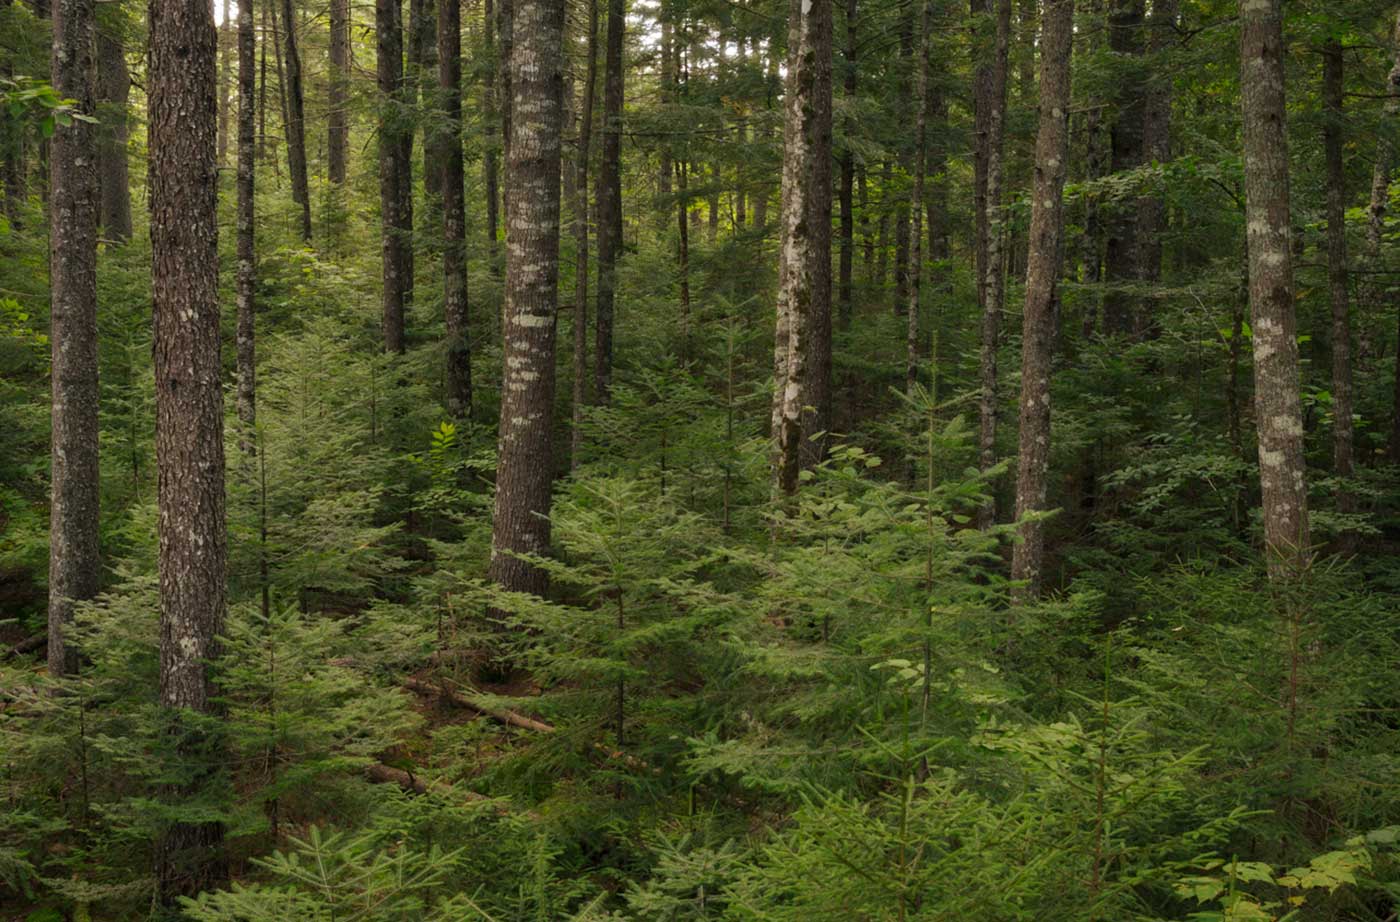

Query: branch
left=402, top=676, right=556, bottom=734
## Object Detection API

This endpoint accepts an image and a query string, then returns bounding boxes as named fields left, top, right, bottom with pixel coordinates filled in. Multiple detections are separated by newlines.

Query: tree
left=771, top=0, right=833, bottom=493
left=837, top=0, right=857, bottom=331
left=1239, top=0, right=1308, bottom=577
left=593, top=0, right=623, bottom=403
left=47, top=0, right=99, bottom=678
left=488, top=0, right=564, bottom=601
left=379, top=0, right=410, bottom=353
left=1369, top=11, right=1400, bottom=463
left=441, top=0, right=470, bottom=417
left=1102, top=0, right=1145, bottom=335
left=236, top=0, right=256, bottom=443
left=1009, top=0, right=1073, bottom=601
left=1323, top=40, right=1353, bottom=537
left=905, top=0, right=932, bottom=397
left=95, top=20, right=131, bottom=241
left=281, top=0, right=311, bottom=240
left=148, top=0, right=229, bottom=897
left=572, top=0, right=599, bottom=467
left=483, top=0, right=501, bottom=277
left=327, top=0, right=349, bottom=185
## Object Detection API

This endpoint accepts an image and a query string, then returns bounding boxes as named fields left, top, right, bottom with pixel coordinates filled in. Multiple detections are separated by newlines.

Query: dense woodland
left=5, top=0, right=1400, bottom=916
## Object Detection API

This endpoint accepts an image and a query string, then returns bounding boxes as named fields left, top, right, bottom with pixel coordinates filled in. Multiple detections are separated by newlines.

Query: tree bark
left=149, top=0, right=229, bottom=896
left=1101, top=0, right=1145, bottom=336
left=1009, top=0, right=1073, bottom=602
left=47, top=0, right=100, bottom=679
left=571, top=0, right=599, bottom=468
left=905, top=0, right=931, bottom=397
left=412, top=0, right=440, bottom=208
left=976, top=0, right=1010, bottom=530
left=771, top=0, right=833, bottom=493
left=1370, top=13, right=1400, bottom=463
left=487, top=0, right=564, bottom=601
left=593, top=0, right=623, bottom=404
left=1239, top=0, right=1309, bottom=577
left=1322, top=40, right=1352, bottom=538
left=219, top=0, right=231, bottom=167
left=328, top=0, right=350, bottom=185
left=281, top=0, right=311, bottom=239
left=441, top=0, right=471, bottom=417
left=379, top=0, right=410, bottom=352
left=498, top=0, right=513, bottom=227
left=483, top=0, right=501, bottom=278
left=237, top=0, right=257, bottom=447
left=95, top=25, right=132, bottom=241
left=1133, top=0, right=1176, bottom=337
left=837, top=0, right=857, bottom=332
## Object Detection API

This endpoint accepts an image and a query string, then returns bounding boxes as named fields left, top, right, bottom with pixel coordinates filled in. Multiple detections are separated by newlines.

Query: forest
left=4, top=0, right=1400, bottom=916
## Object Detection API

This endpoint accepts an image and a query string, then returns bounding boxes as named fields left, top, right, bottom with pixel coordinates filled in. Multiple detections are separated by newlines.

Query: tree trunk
left=257, top=0, right=268, bottom=162
left=441, top=0, right=470, bottom=417
left=976, top=0, right=1010, bottom=530
left=771, top=0, right=833, bottom=492
left=47, top=0, right=100, bottom=679
left=1239, top=0, right=1309, bottom=578
left=488, top=0, right=564, bottom=601
left=328, top=0, right=350, bottom=185
left=95, top=25, right=132, bottom=241
left=1133, top=0, right=1176, bottom=337
left=571, top=0, right=598, bottom=468
left=237, top=0, right=256, bottom=447
left=593, top=0, right=623, bottom=404
left=281, top=0, right=311, bottom=239
left=149, top=0, right=229, bottom=896
left=1101, top=0, right=1145, bottom=336
left=905, top=0, right=931, bottom=396
left=837, top=0, right=857, bottom=332
left=498, top=0, right=513, bottom=227
left=483, top=0, right=501, bottom=278
left=412, top=0, right=440, bottom=209
left=379, top=0, right=410, bottom=352
left=219, top=0, right=231, bottom=167
left=1009, top=0, right=1073, bottom=602
left=1369, top=13, right=1400, bottom=462
left=1322, top=40, right=1352, bottom=538
left=0, top=0, right=23, bottom=228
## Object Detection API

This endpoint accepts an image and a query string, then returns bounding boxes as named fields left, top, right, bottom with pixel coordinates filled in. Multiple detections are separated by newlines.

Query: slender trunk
left=858, top=166, right=872, bottom=275
left=976, top=0, right=1010, bottom=530
left=594, top=0, right=623, bottom=403
left=0, top=0, right=22, bottom=227
left=972, top=0, right=990, bottom=317
left=47, top=0, right=100, bottom=678
left=498, top=0, right=513, bottom=226
left=1370, top=13, right=1400, bottom=462
left=1079, top=0, right=1106, bottom=336
left=905, top=0, right=931, bottom=396
left=875, top=160, right=890, bottom=288
left=1134, top=0, right=1176, bottom=338
left=488, top=0, right=564, bottom=606
left=441, top=0, right=470, bottom=416
left=281, top=0, right=311, bottom=239
left=658, top=3, right=673, bottom=216
left=257, top=0, right=268, bottom=162
left=270, top=0, right=287, bottom=180
left=837, top=0, right=857, bottom=332
left=237, top=0, right=257, bottom=447
left=772, top=0, right=833, bottom=492
left=413, top=0, right=441, bottom=209
left=1239, top=0, right=1309, bottom=577
left=483, top=0, right=501, bottom=278
left=1102, top=0, right=1145, bottom=336
left=149, top=0, right=229, bottom=896
left=1323, top=41, right=1352, bottom=537
left=95, top=26, right=132, bottom=241
left=572, top=0, right=599, bottom=468
left=379, top=0, right=410, bottom=351
left=328, top=0, right=350, bottom=185
left=219, top=0, right=231, bottom=167
left=1009, top=0, right=1073, bottom=602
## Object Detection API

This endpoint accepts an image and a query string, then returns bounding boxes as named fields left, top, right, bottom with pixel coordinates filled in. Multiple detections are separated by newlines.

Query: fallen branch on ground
left=402, top=676, right=556, bottom=734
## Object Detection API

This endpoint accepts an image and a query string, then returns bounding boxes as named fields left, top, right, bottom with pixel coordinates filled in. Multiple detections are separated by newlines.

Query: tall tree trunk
left=1009, top=0, right=1073, bottom=602
left=837, top=0, right=857, bottom=332
left=219, top=0, right=231, bottom=167
left=237, top=0, right=257, bottom=445
left=488, top=0, right=564, bottom=603
left=1079, top=0, right=1107, bottom=336
left=95, top=25, right=132, bottom=241
left=1370, top=12, right=1400, bottom=462
left=0, top=0, right=23, bottom=227
left=1239, top=0, right=1309, bottom=577
left=972, top=0, right=991, bottom=318
left=281, top=0, right=311, bottom=239
left=771, top=0, right=833, bottom=492
left=149, top=0, right=229, bottom=897
left=412, top=0, right=440, bottom=209
left=1323, top=40, right=1353, bottom=538
left=441, top=0, right=470, bottom=417
left=593, top=0, right=623, bottom=403
left=270, top=0, right=288, bottom=179
left=905, top=0, right=931, bottom=396
left=483, top=0, right=501, bottom=278
left=379, top=0, right=410, bottom=352
left=976, top=0, right=1010, bottom=530
left=658, top=0, right=673, bottom=218
left=498, top=0, right=513, bottom=226
left=328, top=0, right=350, bottom=185
left=257, top=0, right=268, bottom=162
left=1134, top=0, right=1176, bottom=338
left=47, top=0, right=99, bottom=679
left=571, top=0, right=598, bottom=468
left=1101, top=0, right=1145, bottom=335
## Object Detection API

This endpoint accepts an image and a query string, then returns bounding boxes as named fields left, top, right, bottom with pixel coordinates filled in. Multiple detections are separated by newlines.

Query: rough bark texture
left=1371, top=12, right=1400, bottom=463
left=837, top=0, right=857, bottom=331
left=441, top=0, right=471, bottom=417
left=1009, top=0, right=1073, bottom=602
left=483, top=0, right=501, bottom=277
left=281, top=0, right=311, bottom=239
left=498, top=0, right=513, bottom=226
left=1134, top=0, right=1176, bottom=332
left=149, top=0, right=229, bottom=895
left=379, top=0, right=410, bottom=353
left=488, top=0, right=564, bottom=599
left=328, top=0, right=350, bottom=185
left=975, top=0, right=1010, bottom=530
left=593, top=0, right=623, bottom=404
left=1322, top=41, right=1352, bottom=532
left=905, top=0, right=931, bottom=397
left=572, top=0, right=599, bottom=469
left=771, top=0, right=833, bottom=493
left=412, top=0, right=440, bottom=207
left=1239, top=0, right=1309, bottom=577
left=95, top=26, right=132, bottom=241
left=1101, top=0, right=1145, bottom=335
left=218, top=0, right=230, bottom=166
left=47, top=0, right=100, bottom=679
left=237, top=0, right=257, bottom=444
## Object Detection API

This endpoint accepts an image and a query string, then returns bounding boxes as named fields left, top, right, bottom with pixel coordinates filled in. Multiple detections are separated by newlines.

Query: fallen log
left=365, top=762, right=486, bottom=802
left=3, top=632, right=46, bottom=661
left=402, top=676, right=555, bottom=734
